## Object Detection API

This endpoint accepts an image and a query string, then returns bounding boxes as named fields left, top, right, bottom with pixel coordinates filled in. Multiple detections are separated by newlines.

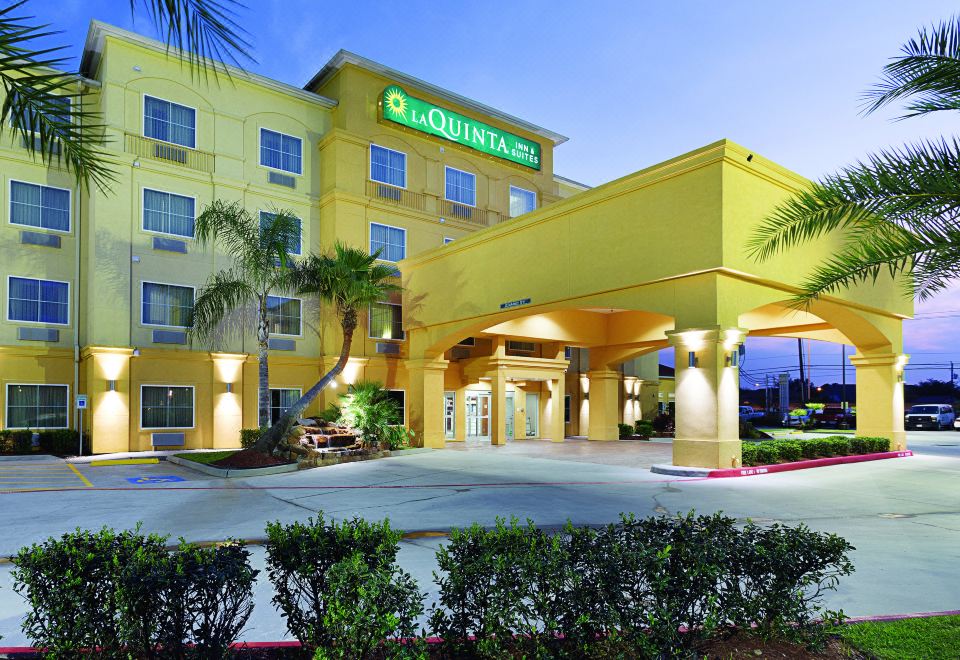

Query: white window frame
left=258, top=210, right=302, bottom=256
left=140, top=281, right=196, bottom=329
left=140, top=384, right=195, bottom=430
left=509, top=185, right=537, bottom=218
left=369, top=222, right=406, bottom=263
left=8, top=179, right=73, bottom=234
left=5, top=383, right=70, bottom=430
left=264, top=387, right=303, bottom=426
left=142, top=94, right=198, bottom=149
left=6, top=275, right=71, bottom=326
left=141, top=187, right=197, bottom=239
left=266, top=295, right=303, bottom=337
left=368, top=300, right=404, bottom=341
left=369, top=143, right=407, bottom=189
left=259, top=127, right=303, bottom=176
left=388, top=389, right=406, bottom=425
left=444, top=166, right=477, bottom=207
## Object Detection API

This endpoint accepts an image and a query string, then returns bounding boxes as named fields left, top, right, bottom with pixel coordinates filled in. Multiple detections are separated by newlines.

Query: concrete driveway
left=0, top=432, right=957, bottom=643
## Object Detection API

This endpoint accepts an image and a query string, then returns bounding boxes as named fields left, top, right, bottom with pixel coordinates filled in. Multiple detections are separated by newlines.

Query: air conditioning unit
left=376, top=342, right=401, bottom=356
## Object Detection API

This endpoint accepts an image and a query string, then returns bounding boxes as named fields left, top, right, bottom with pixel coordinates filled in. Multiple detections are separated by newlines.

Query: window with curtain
left=509, top=186, right=537, bottom=217
left=260, top=129, right=302, bottom=174
left=266, top=296, right=301, bottom=335
left=445, top=167, right=476, bottom=206
left=141, top=385, right=194, bottom=428
left=143, top=189, right=195, bottom=238
left=369, top=301, right=403, bottom=340
left=8, top=277, right=69, bottom=324
left=267, top=388, right=301, bottom=425
left=10, top=181, right=70, bottom=231
left=6, top=384, right=68, bottom=429
left=369, top=223, right=405, bottom=262
left=142, top=282, right=194, bottom=327
left=144, top=95, right=196, bottom=148
left=9, top=91, right=71, bottom=128
left=370, top=145, right=406, bottom=187
left=259, top=211, right=302, bottom=255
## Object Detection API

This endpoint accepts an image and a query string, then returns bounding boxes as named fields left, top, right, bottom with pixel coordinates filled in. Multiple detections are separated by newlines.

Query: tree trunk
left=257, top=298, right=271, bottom=427
left=254, top=312, right=356, bottom=455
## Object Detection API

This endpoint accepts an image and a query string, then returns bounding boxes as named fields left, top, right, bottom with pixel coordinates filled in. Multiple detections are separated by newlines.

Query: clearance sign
left=381, top=86, right=541, bottom=170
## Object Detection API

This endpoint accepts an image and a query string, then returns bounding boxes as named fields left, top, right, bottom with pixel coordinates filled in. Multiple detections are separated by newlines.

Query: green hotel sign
left=381, top=86, right=541, bottom=170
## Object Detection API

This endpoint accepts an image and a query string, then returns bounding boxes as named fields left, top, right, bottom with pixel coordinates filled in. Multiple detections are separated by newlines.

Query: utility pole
left=797, top=338, right=806, bottom=406
left=841, top=345, right=847, bottom=408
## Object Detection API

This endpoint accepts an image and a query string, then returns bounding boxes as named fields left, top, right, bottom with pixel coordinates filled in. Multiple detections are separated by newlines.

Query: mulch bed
left=211, top=449, right=292, bottom=469
left=696, top=634, right=864, bottom=659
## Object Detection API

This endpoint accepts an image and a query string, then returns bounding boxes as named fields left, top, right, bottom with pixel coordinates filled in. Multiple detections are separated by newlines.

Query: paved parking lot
left=0, top=432, right=957, bottom=643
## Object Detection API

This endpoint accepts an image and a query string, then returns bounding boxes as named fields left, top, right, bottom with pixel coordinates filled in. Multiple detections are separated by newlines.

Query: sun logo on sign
left=384, top=87, right=408, bottom=119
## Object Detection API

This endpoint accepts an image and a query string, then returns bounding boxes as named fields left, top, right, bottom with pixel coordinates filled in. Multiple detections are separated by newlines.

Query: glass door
left=466, top=392, right=491, bottom=439
left=525, top=392, right=539, bottom=437
left=443, top=392, right=455, bottom=439
left=505, top=392, right=515, bottom=440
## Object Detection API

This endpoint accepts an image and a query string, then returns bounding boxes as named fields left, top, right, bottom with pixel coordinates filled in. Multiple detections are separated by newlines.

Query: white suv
left=905, top=404, right=955, bottom=431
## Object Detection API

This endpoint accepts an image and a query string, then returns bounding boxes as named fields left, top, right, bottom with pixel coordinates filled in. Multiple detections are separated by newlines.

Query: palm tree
left=190, top=200, right=301, bottom=425
left=0, top=0, right=253, bottom=191
left=748, top=17, right=960, bottom=304
left=253, top=244, right=399, bottom=455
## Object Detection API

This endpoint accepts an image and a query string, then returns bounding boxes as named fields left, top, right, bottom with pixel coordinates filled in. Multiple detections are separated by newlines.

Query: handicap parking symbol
left=127, top=475, right=186, bottom=485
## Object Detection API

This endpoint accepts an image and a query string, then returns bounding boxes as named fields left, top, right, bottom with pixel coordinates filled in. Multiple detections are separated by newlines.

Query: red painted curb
left=708, top=450, right=913, bottom=478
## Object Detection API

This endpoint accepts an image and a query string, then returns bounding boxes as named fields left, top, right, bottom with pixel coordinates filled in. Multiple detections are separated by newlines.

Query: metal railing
left=366, top=180, right=505, bottom=226
left=125, top=133, right=215, bottom=173
left=440, top=199, right=500, bottom=226
left=365, top=180, right=428, bottom=212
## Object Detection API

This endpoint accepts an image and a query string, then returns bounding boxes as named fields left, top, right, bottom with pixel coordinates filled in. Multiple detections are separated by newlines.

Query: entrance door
left=465, top=392, right=491, bottom=439
left=443, top=392, right=455, bottom=439
left=505, top=392, right=515, bottom=440
left=525, top=392, right=539, bottom=437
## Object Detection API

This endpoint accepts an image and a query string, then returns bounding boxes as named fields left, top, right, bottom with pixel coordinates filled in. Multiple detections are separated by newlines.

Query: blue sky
left=28, top=0, right=960, bottom=384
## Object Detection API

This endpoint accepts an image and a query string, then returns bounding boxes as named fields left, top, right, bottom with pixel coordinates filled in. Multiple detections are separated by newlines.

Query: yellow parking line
left=67, top=463, right=93, bottom=487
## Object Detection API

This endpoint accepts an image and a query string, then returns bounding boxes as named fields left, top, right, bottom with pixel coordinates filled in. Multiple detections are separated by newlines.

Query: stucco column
left=83, top=347, right=134, bottom=454
left=638, top=380, right=660, bottom=420
left=407, top=358, right=448, bottom=449
left=623, top=376, right=639, bottom=427
left=850, top=352, right=908, bottom=451
left=587, top=369, right=620, bottom=441
left=667, top=328, right=746, bottom=468
left=211, top=353, right=246, bottom=449
left=548, top=377, right=565, bottom=442
left=490, top=369, right=508, bottom=445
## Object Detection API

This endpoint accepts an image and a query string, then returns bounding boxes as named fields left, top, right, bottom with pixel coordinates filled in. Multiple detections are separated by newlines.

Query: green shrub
left=634, top=420, right=655, bottom=439
left=37, top=430, right=89, bottom=456
left=809, top=438, right=834, bottom=458
left=773, top=440, right=802, bottom=463
left=11, top=430, right=33, bottom=454
left=825, top=436, right=851, bottom=456
left=617, top=423, right=634, bottom=439
left=754, top=442, right=779, bottom=465
left=317, top=403, right=341, bottom=424
left=264, top=515, right=418, bottom=654
left=851, top=436, right=890, bottom=454
left=800, top=439, right=819, bottom=459
left=741, top=443, right=759, bottom=466
left=382, top=426, right=415, bottom=450
left=239, top=428, right=263, bottom=449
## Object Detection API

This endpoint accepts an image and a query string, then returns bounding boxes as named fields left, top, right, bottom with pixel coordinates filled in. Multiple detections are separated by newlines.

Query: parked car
left=905, top=404, right=955, bottom=430
left=820, top=404, right=855, bottom=428
left=739, top=406, right=763, bottom=421
left=781, top=408, right=814, bottom=427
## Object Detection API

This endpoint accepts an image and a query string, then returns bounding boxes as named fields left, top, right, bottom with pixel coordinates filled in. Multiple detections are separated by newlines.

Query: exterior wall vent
left=151, top=432, right=185, bottom=447
left=269, top=338, right=296, bottom=351
left=376, top=342, right=401, bottom=356
left=153, top=330, right=187, bottom=344
left=18, top=327, right=59, bottom=342
left=152, top=236, right=188, bottom=253
left=269, top=171, right=296, bottom=188
left=507, top=340, right=536, bottom=353
left=450, top=347, right=471, bottom=360
left=20, top=231, right=61, bottom=248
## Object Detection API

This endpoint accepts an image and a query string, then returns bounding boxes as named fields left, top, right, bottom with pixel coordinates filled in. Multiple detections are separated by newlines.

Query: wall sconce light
left=226, top=383, right=233, bottom=393
left=726, top=350, right=739, bottom=368
left=107, top=380, right=117, bottom=392
left=132, top=348, right=140, bottom=357
left=688, top=351, right=699, bottom=368
left=583, top=392, right=589, bottom=401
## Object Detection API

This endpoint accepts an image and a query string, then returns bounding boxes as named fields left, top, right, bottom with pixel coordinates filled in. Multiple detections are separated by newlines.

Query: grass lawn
left=840, top=615, right=960, bottom=659
left=174, top=450, right=239, bottom=465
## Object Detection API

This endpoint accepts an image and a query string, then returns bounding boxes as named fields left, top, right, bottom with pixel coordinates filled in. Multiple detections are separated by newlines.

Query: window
left=8, top=277, right=69, bottom=325
left=564, top=394, right=571, bottom=424
left=10, top=181, right=70, bottom=232
left=387, top=390, right=406, bottom=425
left=564, top=346, right=573, bottom=360
left=369, top=301, right=403, bottom=340
left=260, top=129, right=302, bottom=174
left=144, top=95, right=196, bottom=148
left=9, top=92, right=71, bottom=128
left=143, top=189, right=195, bottom=238
left=266, top=296, right=301, bottom=336
left=260, top=211, right=302, bottom=255
left=507, top=340, right=536, bottom=353
left=267, top=388, right=301, bottom=426
left=141, top=385, right=194, bottom=429
left=370, top=144, right=406, bottom=188
left=369, top=223, right=406, bottom=262
left=445, top=167, right=476, bottom=206
left=6, top=384, right=68, bottom=429
left=509, top=186, right=537, bottom=217
left=142, top=282, right=194, bottom=327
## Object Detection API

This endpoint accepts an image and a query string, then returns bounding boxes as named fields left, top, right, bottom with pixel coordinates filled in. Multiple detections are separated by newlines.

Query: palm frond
left=0, top=2, right=115, bottom=190
left=258, top=208, right=302, bottom=272
left=130, top=0, right=255, bottom=81
left=748, top=138, right=960, bottom=262
left=195, top=200, right=264, bottom=274
left=863, top=16, right=960, bottom=118
left=188, top=268, right=255, bottom=342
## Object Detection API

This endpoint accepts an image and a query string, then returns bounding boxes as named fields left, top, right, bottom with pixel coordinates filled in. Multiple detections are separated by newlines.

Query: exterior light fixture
left=726, top=350, right=739, bottom=368
left=107, top=380, right=117, bottom=391
left=132, top=348, right=140, bottom=356
left=226, top=383, right=233, bottom=393
left=688, top=351, right=698, bottom=368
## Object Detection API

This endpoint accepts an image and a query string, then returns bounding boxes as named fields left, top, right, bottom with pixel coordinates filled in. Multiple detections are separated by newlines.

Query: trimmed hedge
left=239, top=428, right=263, bottom=449
left=742, top=436, right=891, bottom=467
left=0, top=429, right=34, bottom=454
left=38, top=430, right=91, bottom=456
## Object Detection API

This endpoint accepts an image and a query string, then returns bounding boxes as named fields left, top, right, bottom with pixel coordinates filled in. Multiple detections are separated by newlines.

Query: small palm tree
left=0, top=0, right=253, bottom=191
left=749, top=17, right=960, bottom=303
left=337, top=381, right=402, bottom=450
left=254, top=244, right=399, bottom=455
left=190, top=200, right=301, bottom=425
